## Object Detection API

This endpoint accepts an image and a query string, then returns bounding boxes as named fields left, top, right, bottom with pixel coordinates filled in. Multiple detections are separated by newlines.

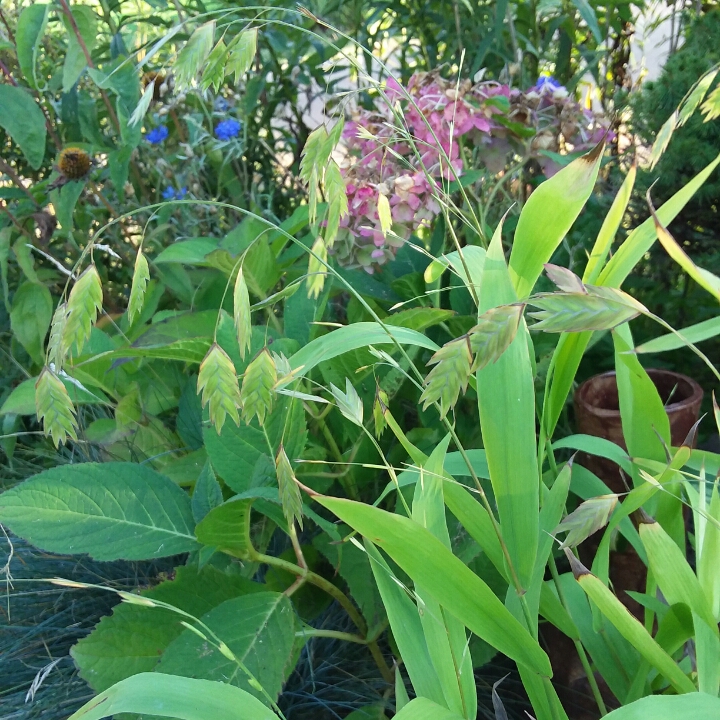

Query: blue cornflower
left=214, top=119, right=241, bottom=141
left=146, top=125, right=169, bottom=144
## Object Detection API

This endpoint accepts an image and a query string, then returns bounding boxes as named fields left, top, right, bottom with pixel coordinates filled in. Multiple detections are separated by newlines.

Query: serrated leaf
left=226, top=29, right=257, bottom=84
left=468, top=303, right=524, bottom=372
left=0, top=462, right=198, bottom=559
left=233, top=267, right=251, bottom=359
left=155, top=592, right=297, bottom=704
left=61, top=265, right=103, bottom=359
left=198, top=343, right=241, bottom=434
left=329, top=378, right=363, bottom=426
left=377, top=193, right=392, bottom=236
left=276, top=444, right=302, bottom=529
left=240, top=348, right=276, bottom=425
left=174, top=21, right=216, bottom=90
left=554, top=494, right=619, bottom=548
left=544, top=263, right=586, bottom=293
left=129, top=80, right=155, bottom=127
left=191, top=461, right=223, bottom=524
left=35, top=366, right=78, bottom=446
left=419, top=335, right=472, bottom=419
left=201, top=39, right=227, bottom=92
left=528, top=289, right=643, bottom=332
left=71, top=565, right=263, bottom=691
left=127, top=251, right=150, bottom=324
left=195, top=497, right=255, bottom=558
left=306, top=237, right=327, bottom=299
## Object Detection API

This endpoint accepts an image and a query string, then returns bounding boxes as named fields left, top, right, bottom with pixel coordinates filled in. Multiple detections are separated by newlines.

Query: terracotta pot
left=573, top=369, right=704, bottom=494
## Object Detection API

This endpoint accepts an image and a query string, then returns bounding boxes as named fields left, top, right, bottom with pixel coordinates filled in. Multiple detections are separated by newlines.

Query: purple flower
left=145, top=125, right=169, bottom=144
left=214, top=119, right=241, bottom=141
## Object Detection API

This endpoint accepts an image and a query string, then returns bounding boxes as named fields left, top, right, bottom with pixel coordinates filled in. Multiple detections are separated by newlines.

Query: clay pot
left=573, top=369, right=704, bottom=494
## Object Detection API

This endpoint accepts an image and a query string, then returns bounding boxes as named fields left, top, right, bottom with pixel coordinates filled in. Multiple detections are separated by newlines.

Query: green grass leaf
left=602, top=693, right=720, bottom=720
left=509, top=141, right=603, bottom=299
left=66, top=672, right=277, bottom=720
left=317, top=496, right=551, bottom=676
left=0, top=462, right=199, bottom=560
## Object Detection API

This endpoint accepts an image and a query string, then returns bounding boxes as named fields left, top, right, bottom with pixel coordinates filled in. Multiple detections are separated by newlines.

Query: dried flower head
left=57, top=147, right=92, bottom=180
left=142, top=71, right=166, bottom=101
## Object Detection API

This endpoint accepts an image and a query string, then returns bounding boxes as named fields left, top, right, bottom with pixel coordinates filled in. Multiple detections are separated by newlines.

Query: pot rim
left=574, top=368, right=704, bottom=419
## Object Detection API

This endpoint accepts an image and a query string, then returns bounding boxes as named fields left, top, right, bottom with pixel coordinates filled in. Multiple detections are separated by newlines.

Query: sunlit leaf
left=377, top=193, right=392, bottom=236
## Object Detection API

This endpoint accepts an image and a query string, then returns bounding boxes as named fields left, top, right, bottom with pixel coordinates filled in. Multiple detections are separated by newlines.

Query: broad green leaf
left=0, top=85, right=47, bottom=169
left=10, top=281, right=52, bottom=364
left=204, top=395, right=306, bottom=493
left=51, top=180, right=85, bottom=234
left=71, top=565, right=263, bottom=691
left=317, top=497, right=551, bottom=676
left=636, top=316, right=720, bottom=354
left=191, top=461, right=223, bottom=523
left=584, top=163, right=637, bottom=283
left=195, top=497, right=254, bottom=558
left=477, top=227, right=538, bottom=590
left=314, top=532, right=384, bottom=628
left=552, top=434, right=632, bottom=473
left=61, top=5, right=98, bottom=92
left=509, top=141, right=603, bottom=298
left=156, top=592, right=297, bottom=703
left=0, top=463, right=199, bottom=560
left=154, top=238, right=220, bottom=265
left=66, top=672, right=277, bottom=720
left=364, top=539, right=447, bottom=706
left=286, top=322, right=439, bottom=380
left=15, top=4, right=49, bottom=90
left=393, top=698, right=466, bottom=720
left=384, top=307, right=456, bottom=332
left=602, top=692, right=720, bottom=719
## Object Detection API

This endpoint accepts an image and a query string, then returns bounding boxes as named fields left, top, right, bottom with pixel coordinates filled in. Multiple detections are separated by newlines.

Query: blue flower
left=162, top=186, right=187, bottom=200
left=536, top=75, right=562, bottom=91
left=146, top=125, right=169, bottom=144
left=214, top=119, right=241, bottom=141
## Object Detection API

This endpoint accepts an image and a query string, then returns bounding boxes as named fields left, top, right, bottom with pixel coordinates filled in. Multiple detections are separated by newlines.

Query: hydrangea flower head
left=145, top=125, right=169, bottom=144
left=215, top=119, right=241, bottom=141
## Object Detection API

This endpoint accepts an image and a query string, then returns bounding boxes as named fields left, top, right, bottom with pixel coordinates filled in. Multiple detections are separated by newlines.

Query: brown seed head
left=57, top=147, right=92, bottom=180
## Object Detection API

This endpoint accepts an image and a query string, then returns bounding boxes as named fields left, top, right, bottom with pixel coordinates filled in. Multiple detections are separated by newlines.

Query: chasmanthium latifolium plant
left=3, top=10, right=720, bottom=720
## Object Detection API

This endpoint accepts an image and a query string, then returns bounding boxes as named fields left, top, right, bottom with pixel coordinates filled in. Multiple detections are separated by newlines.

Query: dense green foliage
left=1, top=2, right=720, bottom=720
